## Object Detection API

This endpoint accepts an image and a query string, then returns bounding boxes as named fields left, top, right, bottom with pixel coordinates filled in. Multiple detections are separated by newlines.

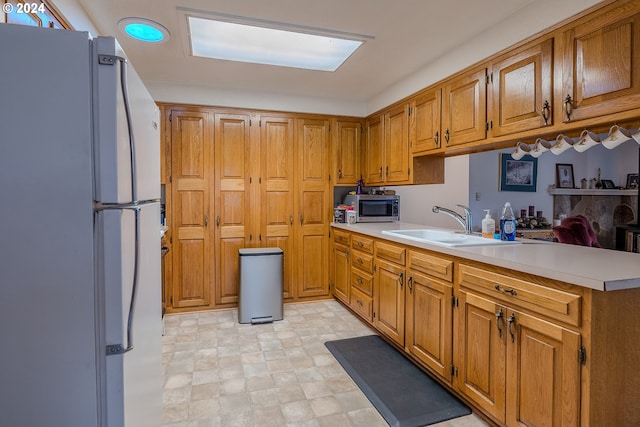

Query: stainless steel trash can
left=238, top=247, right=284, bottom=324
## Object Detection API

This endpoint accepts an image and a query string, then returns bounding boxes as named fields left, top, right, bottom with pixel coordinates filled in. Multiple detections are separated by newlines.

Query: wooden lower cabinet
left=374, top=241, right=406, bottom=347
left=331, top=238, right=350, bottom=305
left=405, top=269, right=453, bottom=383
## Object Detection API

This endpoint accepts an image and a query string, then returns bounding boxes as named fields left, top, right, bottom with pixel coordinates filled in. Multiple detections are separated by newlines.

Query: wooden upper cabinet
left=442, top=67, right=488, bottom=147
left=364, top=115, right=384, bottom=185
left=490, top=38, right=554, bottom=137
left=384, top=103, right=410, bottom=183
left=411, top=88, right=442, bottom=154
left=334, top=119, right=361, bottom=185
left=562, top=0, right=640, bottom=123
left=169, top=110, right=212, bottom=308
left=260, top=115, right=295, bottom=300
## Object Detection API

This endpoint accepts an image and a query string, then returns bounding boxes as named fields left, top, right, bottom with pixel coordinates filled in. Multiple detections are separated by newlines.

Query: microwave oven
left=343, top=194, right=399, bottom=222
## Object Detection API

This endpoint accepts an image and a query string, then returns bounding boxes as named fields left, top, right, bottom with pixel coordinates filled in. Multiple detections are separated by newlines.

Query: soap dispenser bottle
left=500, top=202, right=517, bottom=241
left=481, top=210, right=495, bottom=238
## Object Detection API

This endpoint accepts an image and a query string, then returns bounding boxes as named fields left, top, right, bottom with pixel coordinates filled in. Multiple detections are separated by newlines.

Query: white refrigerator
left=0, top=24, right=163, bottom=427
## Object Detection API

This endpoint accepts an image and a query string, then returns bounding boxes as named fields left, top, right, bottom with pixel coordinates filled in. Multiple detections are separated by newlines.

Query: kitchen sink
left=381, top=229, right=521, bottom=247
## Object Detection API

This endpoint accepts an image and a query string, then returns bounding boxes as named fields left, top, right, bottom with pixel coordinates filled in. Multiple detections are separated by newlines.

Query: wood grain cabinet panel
left=411, top=88, right=442, bottom=154
left=214, top=113, right=251, bottom=306
left=375, top=258, right=406, bottom=347
left=442, top=67, right=487, bottom=147
left=295, top=118, right=330, bottom=299
left=562, top=1, right=640, bottom=123
left=363, top=115, right=384, bottom=185
left=333, top=119, right=361, bottom=185
left=169, top=110, right=212, bottom=308
left=384, top=103, right=410, bottom=183
left=490, top=38, right=553, bottom=136
left=331, top=241, right=350, bottom=305
left=260, top=116, right=295, bottom=300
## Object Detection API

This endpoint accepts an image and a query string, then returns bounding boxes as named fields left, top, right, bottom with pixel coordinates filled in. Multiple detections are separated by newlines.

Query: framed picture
left=601, top=179, right=615, bottom=189
left=500, top=153, right=538, bottom=192
left=556, top=163, right=575, bottom=188
left=626, top=173, right=639, bottom=189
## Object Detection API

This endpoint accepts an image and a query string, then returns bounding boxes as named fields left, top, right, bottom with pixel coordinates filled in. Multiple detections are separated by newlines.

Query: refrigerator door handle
left=99, top=53, right=138, bottom=203
left=96, top=202, right=142, bottom=356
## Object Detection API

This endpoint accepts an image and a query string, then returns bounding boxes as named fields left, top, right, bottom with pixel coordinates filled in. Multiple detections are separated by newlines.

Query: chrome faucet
left=432, top=205, right=473, bottom=234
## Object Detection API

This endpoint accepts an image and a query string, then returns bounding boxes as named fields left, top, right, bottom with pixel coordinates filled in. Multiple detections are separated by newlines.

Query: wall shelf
left=547, top=188, right=638, bottom=196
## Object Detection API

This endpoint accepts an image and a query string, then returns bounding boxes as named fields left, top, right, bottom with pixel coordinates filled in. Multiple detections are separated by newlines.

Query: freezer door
left=93, top=37, right=161, bottom=204
left=98, top=202, right=162, bottom=427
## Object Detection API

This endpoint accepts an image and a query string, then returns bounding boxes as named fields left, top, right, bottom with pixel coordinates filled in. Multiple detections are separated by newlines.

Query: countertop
left=332, top=221, right=640, bottom=292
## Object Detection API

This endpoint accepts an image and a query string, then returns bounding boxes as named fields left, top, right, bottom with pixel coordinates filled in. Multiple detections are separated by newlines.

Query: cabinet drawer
left=333, top=229, right=351, bottom=246
left=458, top=264, right=582, bottom=327
left=351, top=250, right=374, bottom=274
left=351, top=234, right=374, bottom=253
left=351, top=268, right=373, bottom=296
left=376, top=241, right=406, bottom=265
left=408, top=250, right=453, bottom=282
left=350, top=286, right=373, bottom=322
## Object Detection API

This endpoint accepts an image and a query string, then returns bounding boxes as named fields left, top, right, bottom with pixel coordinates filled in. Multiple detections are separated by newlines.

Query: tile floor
left=162, top=300, right=489, bottom=427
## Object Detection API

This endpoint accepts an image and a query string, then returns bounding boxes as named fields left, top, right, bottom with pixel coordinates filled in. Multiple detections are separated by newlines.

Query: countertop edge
left=331, top=222, right=640, bottom=292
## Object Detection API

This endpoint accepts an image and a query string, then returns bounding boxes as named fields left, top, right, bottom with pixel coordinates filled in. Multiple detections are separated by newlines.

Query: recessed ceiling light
left=118, top=18, right=170, bottom=43
left=185, top=13, right=372, bottom=72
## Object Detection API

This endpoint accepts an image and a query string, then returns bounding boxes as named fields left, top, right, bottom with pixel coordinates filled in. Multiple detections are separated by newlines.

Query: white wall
left=391, top=156, right=470, bottom=228
left=468, top=141, right=639, bottom=231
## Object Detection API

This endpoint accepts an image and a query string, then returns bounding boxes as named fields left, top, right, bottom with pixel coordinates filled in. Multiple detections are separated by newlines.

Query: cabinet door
left=456, top=291, right=506, bottom=423
left=214, top=113, right=251, bottom=306
left=363, top=115, right=384, bottom=185
left=332, top=244, right=350, bottom=304
left=384, top=104, right=410, bottom=183
left=562, top=3, right=640, bottom=123
left=411, top=88, right=442, bottom=154
left=170, top=110, right=212, bottom=308
left=260, top=116, right=295, bottom=300
left=295, top=118, right=330, bottom=298
left=334, top=120, right=361, bottom=185
left=442, top=67, right=487, bottom=147
left=375, top=258, right=405, bottom=346
left=491, top=38, right=553, bottom=137
left=405, top=270, right=453, bottom=382
left=505, top=309, right=581, bottom=427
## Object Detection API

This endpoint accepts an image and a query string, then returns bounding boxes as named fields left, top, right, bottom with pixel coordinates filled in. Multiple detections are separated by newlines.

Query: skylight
left=187, top=15, right=367, bottom=72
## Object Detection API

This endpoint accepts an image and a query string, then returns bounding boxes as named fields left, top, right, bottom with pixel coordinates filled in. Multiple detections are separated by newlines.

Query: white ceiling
left=72, top=0, right=599, bottom=115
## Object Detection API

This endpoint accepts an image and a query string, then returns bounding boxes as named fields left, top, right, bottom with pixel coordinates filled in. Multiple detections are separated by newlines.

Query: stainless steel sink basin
left=381, top=229, right=521, bottom=247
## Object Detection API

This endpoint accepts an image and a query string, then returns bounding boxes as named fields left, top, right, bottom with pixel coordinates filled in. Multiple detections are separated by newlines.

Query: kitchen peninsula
left=330, top=221, right=640, bottom=427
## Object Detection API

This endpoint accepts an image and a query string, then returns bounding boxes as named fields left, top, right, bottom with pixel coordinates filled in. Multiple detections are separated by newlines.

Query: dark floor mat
left=325, top=335, right=471, bottom=427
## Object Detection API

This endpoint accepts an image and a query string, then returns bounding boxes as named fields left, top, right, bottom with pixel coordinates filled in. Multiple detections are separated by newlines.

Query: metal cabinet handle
left=338, top=169, right=343, bottom=178
left=216, top=215, right=220, bottom=227
left=345, top=250, right=350, bottom=260
left=507, top=313, right=516, bottom=343
left=444, top=129, right=450, bottom=146
left=290, top=215, right=293, bottom=225
left=541, top=100, right=550, bottom=125
left=357, top=241, right=364, bottom=247
left=434, top=130, right=440, bottom=147
left=398, top=271, right=404, bottom=287
left=495, top=284, right=517, bottom=296
left=385, top=166, right=389, bottom=177
left=495, top=308, right=504, bottom=338
left=204, top=215, right=208, bottom=227
left=407, top=274, right=413, bottom=293
left=357, top=277, right=363, bottom=284
left=299, top=214, right=304, bottom=225
left=564, top=94, right=573, bottom=121
left=357, top=258, right=364, bottom=265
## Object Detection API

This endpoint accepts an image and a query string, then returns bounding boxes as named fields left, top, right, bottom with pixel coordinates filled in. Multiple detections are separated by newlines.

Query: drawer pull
left=357, top=258, right=364, bottom=265
left=495, top=308, right=504, bottom=338
left=495, top=284, right=517, bottom=296
left=357, top=277, right=363, bottom=284
left=357, top=299, right=363, bottom=307
left=357, top=241, right=364, bottom=247
left=508, top=313, right=516, bottom=343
